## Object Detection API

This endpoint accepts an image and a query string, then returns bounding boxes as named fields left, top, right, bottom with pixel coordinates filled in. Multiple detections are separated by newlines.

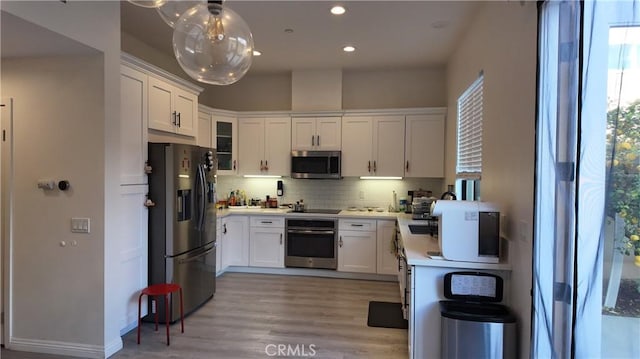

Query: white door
left=249, top=227, right=284, bottom=268
left=291, top=118, right=315, bottom=150
left=238, top=118, right=265, bottom=175
left=120, top=66, right=148, bottom=185
left=316, top=117, right=342, bottom=150
left=173, top=89, right=196, bottom=136
left=198, top=111, right=212, bottom=148
left=338, top=231, right=376, bottom=273
left=264, top=117, right=291, bottom=176
left=222, top=216, right=249, bottom=266
left=376, top=221, right=398, bottom=275
left=373, top=116, right=405, bottom=177
left=147, top=76, right=175, bottom=133
left=1, top=97, right=12, bottom=345
left=341, top=116, right=373, bottom=177
left=405, top=114, right=445, bottom=178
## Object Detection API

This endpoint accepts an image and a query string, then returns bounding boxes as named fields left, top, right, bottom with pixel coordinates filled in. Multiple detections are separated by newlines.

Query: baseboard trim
left=223, top=266, right=398, bottom=282
left=9, top=336, right=119, bottom=359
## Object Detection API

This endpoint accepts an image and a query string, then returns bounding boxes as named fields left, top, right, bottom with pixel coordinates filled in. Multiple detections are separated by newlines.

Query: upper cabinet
left=148, top=75, right=198, bottom=137
left=291, top=116, right=341, bottom=150
left=341, top=115, right=405, bottom=177
left=405, top=113, right=445, bottom=178
left=199, top=105, right=239, bottom=175
left=238, top=116, right=291, bottom=176
left=120, top=64, right=148, bottom=185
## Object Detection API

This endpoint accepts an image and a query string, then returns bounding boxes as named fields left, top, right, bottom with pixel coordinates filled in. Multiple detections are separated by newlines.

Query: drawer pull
left=351, top=224, right=364, bottom=227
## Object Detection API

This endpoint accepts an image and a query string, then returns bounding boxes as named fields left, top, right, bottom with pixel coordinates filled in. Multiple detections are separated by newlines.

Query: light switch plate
left=71, top=218, right=90, bottom=233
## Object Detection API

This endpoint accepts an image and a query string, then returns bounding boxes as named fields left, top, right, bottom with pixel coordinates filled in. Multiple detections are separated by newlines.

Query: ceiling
left=121, top=0, right=483, bottom=75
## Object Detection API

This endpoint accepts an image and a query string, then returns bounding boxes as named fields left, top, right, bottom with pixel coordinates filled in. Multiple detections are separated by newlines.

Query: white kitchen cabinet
left=249, top=216, right=285, bottom=268
left=341, top=115, right=405, bottom=177
left=148, top=75, right=198, bottom=137
left=120, top=64, right=148, bottom=185
left=377, top=220, right=398, bottom=275
left=338, top=219, right=377, bottom=273
left=291, top=116, right=341, bottom=150
left=221, top=216, right=249, bottom=267
left=215, top=114, right=238, bottom=175
left=116, top=184, right=148, bottom=332
left=216, top=222, right=222, bottom=274
left=238, top=116, right=291, bottom=176
left=197, top=109, right=213, bottom=148
left=404, top=113, right=445, bottom=178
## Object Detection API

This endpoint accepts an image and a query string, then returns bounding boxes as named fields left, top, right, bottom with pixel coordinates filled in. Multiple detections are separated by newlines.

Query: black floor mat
left=367, top=301, right=408, bottom=329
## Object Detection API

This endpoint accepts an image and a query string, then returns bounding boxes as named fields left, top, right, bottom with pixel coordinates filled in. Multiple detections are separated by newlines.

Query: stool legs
left=137, top=293, right=143, bottom=344
left=165, top=294, right=170, bottom=345
left=179, top=287, right=184, bottom=333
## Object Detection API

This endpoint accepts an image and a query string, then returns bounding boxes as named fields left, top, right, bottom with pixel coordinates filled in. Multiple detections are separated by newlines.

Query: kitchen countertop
left=396, top=213, right=511, bottom=270
left=217, top=207, right=399, bottom=220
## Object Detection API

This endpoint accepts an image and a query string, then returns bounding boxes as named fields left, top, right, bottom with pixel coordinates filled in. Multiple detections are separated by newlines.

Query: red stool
left=137, top=283, right=184, bottom=346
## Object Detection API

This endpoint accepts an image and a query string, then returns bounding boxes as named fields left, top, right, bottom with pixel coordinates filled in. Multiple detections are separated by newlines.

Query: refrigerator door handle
left=197, top=164, right=207, bottom=231
left=178, top=246, right=215, bottom=264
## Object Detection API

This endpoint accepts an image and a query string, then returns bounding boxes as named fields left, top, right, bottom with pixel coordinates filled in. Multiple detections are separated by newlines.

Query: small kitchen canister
left=399, top=197, right=407, bottom=212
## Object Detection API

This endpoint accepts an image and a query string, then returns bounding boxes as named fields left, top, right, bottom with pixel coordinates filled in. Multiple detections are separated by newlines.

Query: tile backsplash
left=217, top=177, right=444, bottom=210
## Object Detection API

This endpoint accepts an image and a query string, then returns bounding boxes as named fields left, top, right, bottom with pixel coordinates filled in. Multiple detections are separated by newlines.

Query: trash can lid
left=440, top=300, right=517, bottom=323
left=443, top=271, right=504, bottom=302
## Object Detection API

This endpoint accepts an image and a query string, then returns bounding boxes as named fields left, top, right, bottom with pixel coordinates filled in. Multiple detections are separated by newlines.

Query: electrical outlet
left=518, top=220, right=529, bottom=242
left=500, top=214, right=508, bottom=239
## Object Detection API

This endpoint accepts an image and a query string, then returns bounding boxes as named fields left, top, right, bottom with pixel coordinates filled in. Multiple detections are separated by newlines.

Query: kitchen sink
left=409, top=224, right=437, bottom=235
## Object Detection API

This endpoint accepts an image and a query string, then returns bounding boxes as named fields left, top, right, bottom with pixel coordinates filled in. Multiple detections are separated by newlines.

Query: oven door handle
left=287, top=229, right=336, bottom=235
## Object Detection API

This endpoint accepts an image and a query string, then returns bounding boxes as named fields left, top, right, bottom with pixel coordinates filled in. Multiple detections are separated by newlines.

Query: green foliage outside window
left=607, top=100, right=640, bottom=257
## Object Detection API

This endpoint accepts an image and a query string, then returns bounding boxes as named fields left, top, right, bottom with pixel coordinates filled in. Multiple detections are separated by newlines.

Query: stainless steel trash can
left=439, top=272, right=517, bottom=359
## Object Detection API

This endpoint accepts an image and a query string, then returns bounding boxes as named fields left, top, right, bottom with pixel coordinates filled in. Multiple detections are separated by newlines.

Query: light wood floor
left=2, top=273, right=408, bottom=359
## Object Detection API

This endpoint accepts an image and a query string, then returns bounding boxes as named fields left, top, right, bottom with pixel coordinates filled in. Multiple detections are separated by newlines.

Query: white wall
left=445, top=2, right=538, bottom=357
left=1, top=0, right=122, bottom=357
left=342, top=68, right=447, bottom=109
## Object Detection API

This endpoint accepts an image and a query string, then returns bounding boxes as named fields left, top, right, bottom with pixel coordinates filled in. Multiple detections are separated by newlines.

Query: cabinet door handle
left=233, top=160, right=236, bottom=170
left=406, top=161, right=409, bottom=172
left=172, top=111, right=177, bottom=125
left=368, top=161, right=371, bottom=172
left=339, top=236, right=343, bottom=247
left=317, top=135, right=320, bottom=146
left=223, top=223, right=227, bottom=234
left=177, top=112, right=181, bottom=127
left=260, top=160, right=264, bottom=171
left=280, top=233, right=283, bottom=245
left=312, top=135, right=315, bottom=146
left=265, top=160, right=268, bottom=171
left=373, top=160, right=377, bottom=172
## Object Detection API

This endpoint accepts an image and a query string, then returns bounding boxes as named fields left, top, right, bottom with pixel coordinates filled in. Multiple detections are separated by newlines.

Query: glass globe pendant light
left=128, top=0, right=168, bottom=9
left=157, top=0, right=205, bottom=28
left=173, top=1, right=254, bottom=85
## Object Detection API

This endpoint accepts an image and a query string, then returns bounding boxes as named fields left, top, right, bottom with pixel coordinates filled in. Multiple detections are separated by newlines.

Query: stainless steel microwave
left=291, top=151, right=341, bottom=179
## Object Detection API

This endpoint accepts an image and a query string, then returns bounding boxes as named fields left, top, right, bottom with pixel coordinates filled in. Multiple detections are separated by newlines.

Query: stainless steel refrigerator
left=147, top=143, right=217, bottom=323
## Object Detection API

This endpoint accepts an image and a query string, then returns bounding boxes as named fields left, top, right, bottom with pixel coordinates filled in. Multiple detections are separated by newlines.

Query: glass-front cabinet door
left=215, top=115, right=237, bottom=175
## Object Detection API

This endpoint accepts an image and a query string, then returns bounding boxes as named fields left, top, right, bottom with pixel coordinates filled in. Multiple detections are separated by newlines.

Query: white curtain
left=534, top=1, right=640, bottom=358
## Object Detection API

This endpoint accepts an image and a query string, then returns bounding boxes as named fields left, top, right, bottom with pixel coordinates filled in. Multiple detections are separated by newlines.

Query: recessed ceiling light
left=331, top=5, right=346, bottom=15
left=253, top=50, right=262, bottom=56
left=343, top=45, right=356, bottom=52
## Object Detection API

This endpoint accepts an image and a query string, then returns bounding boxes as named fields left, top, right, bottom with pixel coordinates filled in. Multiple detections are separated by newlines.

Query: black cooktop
left=290, top=209, right=342, bottom=214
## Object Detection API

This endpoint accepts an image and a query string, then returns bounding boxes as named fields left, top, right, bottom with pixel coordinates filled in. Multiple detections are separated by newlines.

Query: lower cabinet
left=338, top=219, right=377, bottom=273
left=249, top=216, right=285, bottom=268
left=221, top=215, right=249, bottom=267
left=377, top=220, right=398, bottom=275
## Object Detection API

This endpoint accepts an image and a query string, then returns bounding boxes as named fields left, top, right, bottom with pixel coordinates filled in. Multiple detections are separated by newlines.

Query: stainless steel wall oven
left=285, top=218, right=338, bottom=269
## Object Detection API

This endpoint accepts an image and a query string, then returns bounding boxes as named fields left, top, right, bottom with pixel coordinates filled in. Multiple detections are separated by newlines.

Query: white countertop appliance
left=431, top=201, right=501, bottom=263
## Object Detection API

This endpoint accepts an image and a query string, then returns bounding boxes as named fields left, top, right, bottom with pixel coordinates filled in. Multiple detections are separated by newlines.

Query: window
left=456, top=74, right=484, bottom=200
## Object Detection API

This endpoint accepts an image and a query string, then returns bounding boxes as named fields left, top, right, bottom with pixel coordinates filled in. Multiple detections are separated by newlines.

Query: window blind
left=456, top=75, right=484, bottom=179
